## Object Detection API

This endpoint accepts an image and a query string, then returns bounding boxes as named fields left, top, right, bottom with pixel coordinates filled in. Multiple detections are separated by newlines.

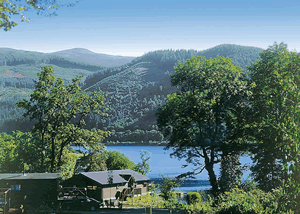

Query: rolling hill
left=0, top=44, right=264, bottom=144
left=50, top=48, right=136, bottom=67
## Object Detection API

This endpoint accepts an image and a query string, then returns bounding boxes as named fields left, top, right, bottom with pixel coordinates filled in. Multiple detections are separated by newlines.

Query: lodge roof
left=0, top=173, right=61, bottom=180
left=79, top=169, right=150, bottom=185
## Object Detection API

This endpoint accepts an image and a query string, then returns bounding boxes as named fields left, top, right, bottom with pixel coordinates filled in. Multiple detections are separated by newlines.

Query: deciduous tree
left=156, top=56, right=250, bottom=197
left=73, top=150, right=108, bottom=173
left=16, top=65, right=109, bottom=172
left=247, top=42, right=300, bottom=211
left=106, top=150, right=135, bottom=170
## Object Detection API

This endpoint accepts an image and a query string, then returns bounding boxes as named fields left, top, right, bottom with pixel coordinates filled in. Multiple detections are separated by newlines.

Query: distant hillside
left=0, top=47, right=133, bottom=131
left=0, top=48, right=106, bottom=71
left=0, top=44, right=264, bottom=144
left=50, top=48, right=136, bottom=67
left=80, top=44, right=264, bottom=143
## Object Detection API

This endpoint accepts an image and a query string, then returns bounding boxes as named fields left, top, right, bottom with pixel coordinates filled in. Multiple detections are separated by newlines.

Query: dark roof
left=80, top=169, right=150, bottom=185
left=0, top=173, right=61, bottom=180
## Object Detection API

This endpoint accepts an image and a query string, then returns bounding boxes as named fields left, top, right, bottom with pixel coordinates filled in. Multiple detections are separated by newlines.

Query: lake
left=72, top=145, right=253, bottom=192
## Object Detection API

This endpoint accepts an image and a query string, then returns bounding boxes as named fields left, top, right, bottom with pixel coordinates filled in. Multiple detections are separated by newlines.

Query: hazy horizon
left=0, top=43, right=266, bottom=58
left=0, top=0, right=299, bottom=57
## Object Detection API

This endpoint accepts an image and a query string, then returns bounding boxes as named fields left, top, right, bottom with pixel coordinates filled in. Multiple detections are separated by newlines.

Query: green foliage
left=0, top=131, right=18, bottom=172
left=186, top=192, right=201, bottom=205
left=248, top=42, right=300, bottom=199
left=219, top=154, right=243, bottom=193
left=156, top=55, right=250, bottom=197
left=106, top=150, right=135, bottom=170
left=134, top=150, right=151, bottom=175
left=0, top=131, right=46, bottom=172
left=215, top=187, right=282, bottom=214
left=74, top=149, right=138, bottom=173
left=122, top=185, right=289, bottom=214
left=0, top=0, right=78, bottom=31
left=59, top=148, right=82, bottom=180
left=0, top=87, right=32, bottom=129
left=0, top=131, right=80, bottom=177
left=16, top=65, right=109, bottom=172
left=74, top=150, right=108, bottom=173
left=182, top=188, right=289, bottom=214
left=158, top=175, right=181, bottom=201
left=124, top=193, right=166, bottom=209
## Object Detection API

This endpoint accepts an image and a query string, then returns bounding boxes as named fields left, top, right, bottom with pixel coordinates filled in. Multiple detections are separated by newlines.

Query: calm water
left=73, top=145, right=253, bottom=192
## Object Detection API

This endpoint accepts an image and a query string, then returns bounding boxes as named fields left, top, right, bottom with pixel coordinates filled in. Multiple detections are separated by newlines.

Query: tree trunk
left=219, top=153, right=241, bottom=193
left=40, top=131, right=45, bottom=172
left=50, top=136, right=55, bottom=172
left=205, top=161, right=219, bottom=198
left=203, top=148, right=219, bottom=198
left=57, top=143, right=66, bottom=169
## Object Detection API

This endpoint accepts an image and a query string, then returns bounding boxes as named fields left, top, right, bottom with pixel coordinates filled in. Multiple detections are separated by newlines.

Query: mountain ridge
left=0, top=44, right=264, bottom=144
left=49, top=48, right=136, bottom=67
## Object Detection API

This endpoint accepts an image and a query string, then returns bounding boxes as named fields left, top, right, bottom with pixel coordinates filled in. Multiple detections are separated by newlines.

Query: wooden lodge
left=0, top=170, right=152, bottom=210
left=62, top=169, right=152, bottom=202
left=0, top=173, right=61, bottom=208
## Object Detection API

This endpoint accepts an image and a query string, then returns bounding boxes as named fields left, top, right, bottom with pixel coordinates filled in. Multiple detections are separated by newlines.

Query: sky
left=0, top=0, right=299, bottom=57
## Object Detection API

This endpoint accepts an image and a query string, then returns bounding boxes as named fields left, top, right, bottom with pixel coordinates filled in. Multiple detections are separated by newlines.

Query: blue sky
left=1, top=0, right=299, bottom=56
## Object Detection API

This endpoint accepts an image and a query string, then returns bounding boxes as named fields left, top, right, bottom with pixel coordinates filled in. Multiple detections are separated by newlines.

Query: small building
left=62, top=169, right=152, bottom=202
left=0, top=173, right=61, bottom=207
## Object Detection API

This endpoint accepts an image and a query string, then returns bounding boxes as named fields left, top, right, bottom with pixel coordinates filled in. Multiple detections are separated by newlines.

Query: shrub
left=215, top=187, right=282, bottom=214
left=158, top=175, right=181, bottom=201
left=123, top=193, right=165, bottom=208
left=186, top=192, right=201, bottom=205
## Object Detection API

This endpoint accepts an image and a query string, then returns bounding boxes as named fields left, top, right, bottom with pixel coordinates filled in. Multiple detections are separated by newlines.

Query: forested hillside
left=83, top=44, right=264, bottom=143
left=0, top=44, right=264, bottom=144
left=0, top=48, right=133, bottom=131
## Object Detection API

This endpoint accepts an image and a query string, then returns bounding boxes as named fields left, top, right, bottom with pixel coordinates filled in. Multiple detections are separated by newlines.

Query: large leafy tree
left=74, top=150, right=137, bottom=173
left=16, top=65, right=109, bottom=172
left=0, top=0, right=78, bottom=31
left=248, top=42, right=300, bottom=211
left=0, top=131, right=81, bottom=179
left=156, top=56, right=250, bottom=197
left=73, top=150, right=108, bottom=173
left=0, top=131, right=44, bottom=172
left=106, top=150, right=135, bottom=171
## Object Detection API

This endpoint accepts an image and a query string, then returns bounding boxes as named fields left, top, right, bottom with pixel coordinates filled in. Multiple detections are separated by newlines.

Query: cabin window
left=15, top=185, right=21, bottom=191
left=133, top=188, right=141, bottom=195
left=11, top=185, right=21, bottom=191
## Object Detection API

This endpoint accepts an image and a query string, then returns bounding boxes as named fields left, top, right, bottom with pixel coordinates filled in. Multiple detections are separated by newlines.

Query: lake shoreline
left=104, top=142, right=168, bottom=147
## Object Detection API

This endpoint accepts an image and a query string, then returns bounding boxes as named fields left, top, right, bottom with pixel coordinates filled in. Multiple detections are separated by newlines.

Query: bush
left=186, top=192, right=201, bottom=205
left=215, top=187, right=282, bottom=214
left=123, top=193, right=165, bottom=208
